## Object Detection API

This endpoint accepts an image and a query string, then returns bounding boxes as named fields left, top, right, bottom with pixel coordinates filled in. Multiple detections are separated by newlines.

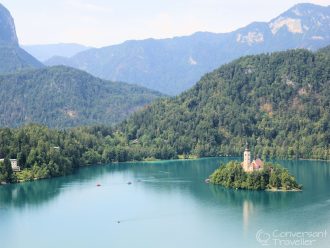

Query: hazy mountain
left=0, top=3, right=43, bottom=74
left=0, top=66, right=162, bottom=128
left=0, top=3, right=17, bottom=45
left=119, top=47, right=330, bottom=160
left=46, top=3, right=330, bottom=95
left=22, top=43, right=91, bottom=62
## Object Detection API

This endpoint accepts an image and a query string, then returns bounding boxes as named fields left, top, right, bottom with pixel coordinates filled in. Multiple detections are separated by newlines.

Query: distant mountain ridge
left=46, top=3, right=330, bottom=95
left=0, top=66, right=163, bottom=128
left=22, top=43, right=91, bottom=62
left=0, top=3, right=43, bottom=74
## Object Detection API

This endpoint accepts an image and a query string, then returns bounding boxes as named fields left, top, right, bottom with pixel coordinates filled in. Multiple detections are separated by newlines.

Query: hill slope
left=0, top=66, right=162, bottom=128
left=0, top=3, right=43, bottom=74
left=0, top=44, right=44, bottom=74
left=120, top=48, right=330, bottom=160
left=46, top=3, right=330, bottom=95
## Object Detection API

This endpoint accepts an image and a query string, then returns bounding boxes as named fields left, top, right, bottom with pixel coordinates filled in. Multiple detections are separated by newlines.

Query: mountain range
left=1, top=1, right=330, bottom=136
left=45, top=3, right=330, bottom=95
left=22, top=43, right=91, bottom=62
left=0, top=3, right=43, bottom=74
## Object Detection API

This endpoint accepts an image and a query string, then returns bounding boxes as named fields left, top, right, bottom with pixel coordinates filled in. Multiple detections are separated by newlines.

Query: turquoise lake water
left=0, top=157, right=330, bottom=248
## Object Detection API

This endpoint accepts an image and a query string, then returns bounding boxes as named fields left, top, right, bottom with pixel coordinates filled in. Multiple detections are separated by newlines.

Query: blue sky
left=1, top=0, right=329, bottom=47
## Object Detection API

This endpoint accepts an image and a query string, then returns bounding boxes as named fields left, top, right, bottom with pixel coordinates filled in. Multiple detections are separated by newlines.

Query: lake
left=0, top=158, right=329, bottom=248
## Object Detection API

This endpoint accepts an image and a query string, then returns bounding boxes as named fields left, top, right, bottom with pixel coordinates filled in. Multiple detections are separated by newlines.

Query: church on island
left=241, top=142, right=264, bottom=173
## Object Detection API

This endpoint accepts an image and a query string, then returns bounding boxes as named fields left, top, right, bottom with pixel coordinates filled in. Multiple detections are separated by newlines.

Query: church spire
left=245, top=141, right=249, bottom=151
left=243, top=141, right=251, bottom=172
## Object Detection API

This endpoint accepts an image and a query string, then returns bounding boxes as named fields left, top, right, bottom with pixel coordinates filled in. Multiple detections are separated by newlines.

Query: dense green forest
left=209, top=161, right=301, bottom=191
left=121, top=47, right=330, bottom=160
left=0, top=124, right=153, bottom=183
left=1, top=48, right=330, bottom=183
left=0, top=66, right=162, bottom=128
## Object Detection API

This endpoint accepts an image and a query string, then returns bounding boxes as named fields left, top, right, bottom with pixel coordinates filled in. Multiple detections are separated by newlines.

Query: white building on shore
left=0, top=158, right=20, bottom=172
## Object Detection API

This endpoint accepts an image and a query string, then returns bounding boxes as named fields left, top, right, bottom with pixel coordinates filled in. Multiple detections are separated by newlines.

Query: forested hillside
left=0, top=66, right=162, bottom=128
left=0, top=125, right=110, bottom=182
left=120, top=48, right=330, bottom=160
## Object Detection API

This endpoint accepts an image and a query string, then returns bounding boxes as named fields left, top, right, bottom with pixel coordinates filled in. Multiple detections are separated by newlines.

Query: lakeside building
left=0, top=158, right=20, bottom=172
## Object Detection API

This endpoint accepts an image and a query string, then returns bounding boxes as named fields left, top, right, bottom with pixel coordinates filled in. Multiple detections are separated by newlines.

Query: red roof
left=252, top=158, right=264, bottom=169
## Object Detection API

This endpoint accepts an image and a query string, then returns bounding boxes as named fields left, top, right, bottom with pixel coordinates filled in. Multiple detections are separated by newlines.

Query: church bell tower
left=243, top=141, right=251, bottom=170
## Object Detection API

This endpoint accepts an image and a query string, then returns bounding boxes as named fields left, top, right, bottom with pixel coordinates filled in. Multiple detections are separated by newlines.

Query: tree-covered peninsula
left=209, top=161, right=302, bottom=191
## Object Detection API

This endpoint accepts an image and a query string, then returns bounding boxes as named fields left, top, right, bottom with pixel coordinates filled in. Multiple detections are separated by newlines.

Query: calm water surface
left=0, top=157, right=330, bottom=248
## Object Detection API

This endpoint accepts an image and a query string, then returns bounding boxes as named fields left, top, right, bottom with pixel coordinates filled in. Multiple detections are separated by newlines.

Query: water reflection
left=243, top=200, right=254, bottom=232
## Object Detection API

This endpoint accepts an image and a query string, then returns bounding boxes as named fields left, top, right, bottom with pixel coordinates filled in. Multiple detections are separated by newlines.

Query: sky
left=1, top=0, right=330, bottom=47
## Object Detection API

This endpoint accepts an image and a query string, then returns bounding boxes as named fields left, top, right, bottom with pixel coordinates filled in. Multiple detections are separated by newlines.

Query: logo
left=256, top=229, right=271, bottom=246
left=255, top=229, right=327, bottom=246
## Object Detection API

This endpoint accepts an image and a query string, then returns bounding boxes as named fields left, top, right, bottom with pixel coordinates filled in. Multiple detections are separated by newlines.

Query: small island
left=209, top=143, right=302, bottom=191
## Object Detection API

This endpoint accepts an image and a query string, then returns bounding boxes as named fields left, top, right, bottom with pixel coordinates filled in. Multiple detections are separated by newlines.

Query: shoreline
left=1, top=155, right=329, bottom=186
left=265, top=188, right=302, bottom=192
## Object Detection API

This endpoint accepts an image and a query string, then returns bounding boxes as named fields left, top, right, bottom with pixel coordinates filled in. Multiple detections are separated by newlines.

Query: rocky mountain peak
left=0, top=3, right=18, bottom=45
left=269, top=3, right=330, bottom=35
